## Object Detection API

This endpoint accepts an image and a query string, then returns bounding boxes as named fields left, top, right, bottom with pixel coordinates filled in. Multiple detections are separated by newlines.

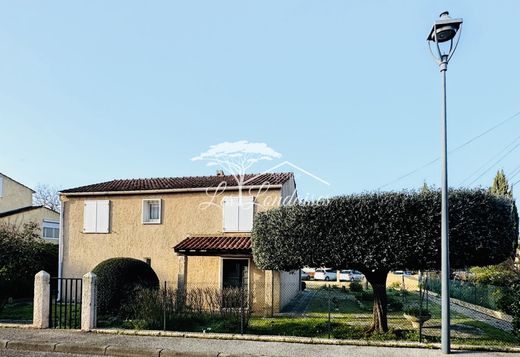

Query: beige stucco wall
left=183, top=255, right=269, bottom=313
left=0, top=175, right=33, bottom=213
left=62, top=188, right=289, bottom=313
left=0, top=207, right=60, bottom=243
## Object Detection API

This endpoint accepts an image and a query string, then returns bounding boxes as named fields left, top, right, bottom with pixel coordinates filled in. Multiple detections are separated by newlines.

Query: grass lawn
left=250, top=285, right=519, bottom=346
left=0, top=301, right=33, bottom=321
left=1, top=300, right=81, bottom=328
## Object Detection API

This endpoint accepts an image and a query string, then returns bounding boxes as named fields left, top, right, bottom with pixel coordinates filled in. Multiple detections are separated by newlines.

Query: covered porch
left=173, top=235, right=281, bottom=315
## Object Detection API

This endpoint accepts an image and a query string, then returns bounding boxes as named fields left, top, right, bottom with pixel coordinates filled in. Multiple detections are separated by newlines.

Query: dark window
left=222, top=259, right=249, bottom=289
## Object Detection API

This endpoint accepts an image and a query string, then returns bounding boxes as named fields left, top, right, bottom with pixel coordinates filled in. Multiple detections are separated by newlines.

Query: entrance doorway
left=222, top=258, right=249, bottom=290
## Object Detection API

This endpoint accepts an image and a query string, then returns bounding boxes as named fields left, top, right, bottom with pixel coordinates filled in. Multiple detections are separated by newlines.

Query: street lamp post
left=427, top=11, right=463, bottom=354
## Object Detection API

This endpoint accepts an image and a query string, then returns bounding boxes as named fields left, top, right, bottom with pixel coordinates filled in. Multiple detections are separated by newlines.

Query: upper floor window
left=83, top=200, right=110, bottom=233
left=0, top=175, right=3, bottom=197
left=42, top=220, right=59, bottom=239
left=142, top=199, right=162, bottom=224
left=223, top=196, right=254, bottom=232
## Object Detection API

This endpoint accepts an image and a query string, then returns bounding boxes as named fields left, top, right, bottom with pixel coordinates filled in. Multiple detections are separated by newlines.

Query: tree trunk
left=364, top=270, right=389, bottom=334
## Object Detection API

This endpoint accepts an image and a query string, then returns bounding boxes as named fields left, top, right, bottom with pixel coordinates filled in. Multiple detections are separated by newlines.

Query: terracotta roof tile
left=61, top=172, right=293, bottom=194
left=174, top=236, right=251, bottom=255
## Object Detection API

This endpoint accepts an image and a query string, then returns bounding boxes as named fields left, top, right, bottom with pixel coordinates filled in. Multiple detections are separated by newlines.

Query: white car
left=393, top=270, right=415, bottom=276
left=313, top=268, right=337, bottom=281
left=301, top=271, right=311, bottom=280
left=339, top=270, right=364, bottom=282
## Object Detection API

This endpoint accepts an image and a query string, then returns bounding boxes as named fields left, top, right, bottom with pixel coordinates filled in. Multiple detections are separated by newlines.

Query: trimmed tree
left=490, top=170, right=513, bottom=198
left=92, top=258, right=159, bottom=315
left=252, top=189, right=518, bottom=333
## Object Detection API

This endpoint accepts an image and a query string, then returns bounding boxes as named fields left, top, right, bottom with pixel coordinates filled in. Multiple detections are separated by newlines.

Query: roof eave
left=174, top=249, right=252, bottom=256
left=60, top=184, right=283, bottom=197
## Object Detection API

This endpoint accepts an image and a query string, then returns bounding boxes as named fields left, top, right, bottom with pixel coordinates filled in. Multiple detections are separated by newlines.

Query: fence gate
left=49, top=278, right=82, bottom=329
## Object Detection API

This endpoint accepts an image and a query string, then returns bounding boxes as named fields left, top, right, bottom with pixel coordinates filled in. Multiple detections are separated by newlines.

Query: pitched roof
left=174, top=236, right=251, bottom=255
left=0, top=205, right=45, bottom=218
left=0, top=173, right=35, bottom=193
left=61, top=172, right=293, bottom=194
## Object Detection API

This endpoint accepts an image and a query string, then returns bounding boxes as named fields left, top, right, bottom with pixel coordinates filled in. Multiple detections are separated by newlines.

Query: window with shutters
left=142, top=199, right=161, bottom=224
left=83, top=200, right=110, bottom=233
left=222, top=196, right=254, bottom=232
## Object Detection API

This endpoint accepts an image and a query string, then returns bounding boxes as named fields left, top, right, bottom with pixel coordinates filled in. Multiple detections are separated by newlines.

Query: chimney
left=216, top=170, right=225, bottom=177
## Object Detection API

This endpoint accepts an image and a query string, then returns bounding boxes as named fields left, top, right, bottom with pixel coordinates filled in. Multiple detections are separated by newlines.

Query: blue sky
left=1, top=1, right=519, bottom=198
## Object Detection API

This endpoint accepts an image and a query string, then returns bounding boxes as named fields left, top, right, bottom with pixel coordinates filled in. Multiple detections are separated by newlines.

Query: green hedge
left=0, top=222, right=59, bottom=303
left=252, top=189, right=518, bottom=272
left=92, top=258, right=159, bottom=315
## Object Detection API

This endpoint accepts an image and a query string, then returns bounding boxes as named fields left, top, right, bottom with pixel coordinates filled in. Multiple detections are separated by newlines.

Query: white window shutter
left=223, top=197, right=239, bottom=232
left=142, top=200, right=150, bottom=223
left=96, top=200, right=110, bottom=233
left=238, top=196, right=255, bottom=232
left=83, top=201, right=97, bottom=233
left=0, top=175, right=3, bottom=197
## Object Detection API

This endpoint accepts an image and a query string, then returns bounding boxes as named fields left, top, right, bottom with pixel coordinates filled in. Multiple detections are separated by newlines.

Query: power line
left=508, top=164, right=520, bottom=181
left=459, top=135, right=520, bottom=185
left=377, top=110, right=520, bottom=190
left=467, top=141, right=520, bottom=186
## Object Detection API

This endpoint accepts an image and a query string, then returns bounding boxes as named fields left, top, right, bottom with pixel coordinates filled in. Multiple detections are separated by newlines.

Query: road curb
left=0, top=337, right=267, bottom=356
left=54, top=342, right=108, bottom=355
left=105, top=345, right=162, bottom=356
left=92, top=328, right=520, bottom=353
left=1, top=327, right=520, bottom=355
left=6, top=339, right=57, bottom=352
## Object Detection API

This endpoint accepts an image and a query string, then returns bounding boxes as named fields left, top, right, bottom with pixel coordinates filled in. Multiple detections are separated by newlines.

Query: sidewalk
left=427, top=292, right=512, bottom=331
left=0, top=327, right=517, bottom=357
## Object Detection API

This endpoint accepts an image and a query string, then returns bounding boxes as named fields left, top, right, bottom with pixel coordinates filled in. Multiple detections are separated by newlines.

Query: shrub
left=92, top=258, right=159, bottom=315
left=0, top=222, right=59, bottom=309
left=124, top=286, right=250, bottom=332
left=349, top=281, right=363, bottom=292
left=387, top=297, right=404, bottom=312
left=403, top=304, right=430, bottom=317
left=355, top=290, right=373, bottom=302
left=509, top=282, right=520, bottom=336
left=470, top=259, right=520, bottom=286
left=388, top=282, right=401, bottom=290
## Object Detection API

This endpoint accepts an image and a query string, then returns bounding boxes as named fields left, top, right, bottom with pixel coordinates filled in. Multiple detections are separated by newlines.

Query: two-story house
left=59, top=172, right=300, bottom=314
left=0, top=172, right=60, bottom=243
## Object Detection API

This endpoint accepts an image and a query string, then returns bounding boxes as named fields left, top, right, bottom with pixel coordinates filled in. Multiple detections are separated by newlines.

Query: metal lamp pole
left=440, top=51, right=451, bottom=354
left=427, top=11, right=463, bottom=354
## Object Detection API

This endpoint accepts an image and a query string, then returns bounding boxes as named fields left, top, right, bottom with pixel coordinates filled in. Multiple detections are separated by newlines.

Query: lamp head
left=427, top=11, right=463, bottom=43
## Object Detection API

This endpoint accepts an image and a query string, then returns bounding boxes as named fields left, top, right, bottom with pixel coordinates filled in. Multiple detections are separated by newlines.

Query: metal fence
left=95, top=274, right=519, bottom=347
left=427, top=275, right=503, bottom=310
left=49, top=277, right=82, bottom=329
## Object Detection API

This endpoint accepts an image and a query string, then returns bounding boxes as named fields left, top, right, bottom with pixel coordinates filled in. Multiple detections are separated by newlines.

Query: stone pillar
left=264, top=270, right=274, bottom=317
left=81, top=272, right=97, bottom=331
left=33, top=271, right=50, bottom=329
left=177, top=255, right=188, bottom=293
left=177, top=255, right=188, bottom=308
